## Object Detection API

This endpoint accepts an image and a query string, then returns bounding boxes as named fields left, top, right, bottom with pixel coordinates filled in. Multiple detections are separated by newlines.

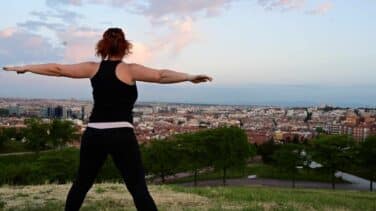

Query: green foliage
left=24, top=118, right=50, bottom=153
left=308, top=135, right=356, bottom=189
left=22, top=118, right=78, bottom=153
left=357, top=135, right=376, bottom=191
left=0, top=127, right=24, bottom=148
left=142, top=126, right=256, bottom=185
left=271, top=143, right=307, bottom=187
left=0, top=148, right=123, bottom=185
left=35, top=152, right=78, bottom=184
left=49, top=118, right=79, bottom=148
left=257, top=138, right=281, bottom=163
left=173, top=131, right=212, bottom=185
left=204, top=126, right=256, bottom=185
left=142, top=139, right=181, bottom=183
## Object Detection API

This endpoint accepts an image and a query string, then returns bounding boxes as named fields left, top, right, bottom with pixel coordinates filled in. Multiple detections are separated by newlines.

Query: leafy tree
left=142, top=138, right=180, bottom=183
left=304, top=108, right=312, bottom=131
left=207, top=126, right=256, bottom=186
left=292, top=134, right=300, bottom=144
left=309, top=135, right=356, bottom=189
left=49, top=119, right=78, bottom=149
left=257, top=138, right=281, bottom=163
left=357, top=136, right=376, bottom=191
left=24, top=118, right=50, bottom=154
left=174, top=131, right=211, bottom=186
left=272, top=143, right=307, bottom=188
left=0, top=130, right=6, bottom=148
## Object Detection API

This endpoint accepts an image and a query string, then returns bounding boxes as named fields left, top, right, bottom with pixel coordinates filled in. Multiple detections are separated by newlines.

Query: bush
left=0, top=148, right=123, bottom=185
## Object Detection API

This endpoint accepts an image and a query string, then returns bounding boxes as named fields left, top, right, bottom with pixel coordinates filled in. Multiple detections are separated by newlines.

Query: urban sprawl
left=1, top=98, right=375, bottom=145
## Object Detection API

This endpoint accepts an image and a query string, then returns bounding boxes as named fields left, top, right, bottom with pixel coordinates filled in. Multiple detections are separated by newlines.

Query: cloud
left=258, top=0, right=306, bottom=11
left=56, top=26, right=155, bottom=63
left=127, top=42, right=153, bottom=63
left=6, top=0, right=335, bottom=66
left=153, top=17, right=197, bottom=55
left=0, top=28, right=63, bottom=65
left=55, top=27, right=101, bottom=62
left=46, top=0, right=83, bottom=7
left=17, top=20, right=65, bottom=31
left=30, top=9, right=83, bottom=24
left=136, top=0, right=236, bottom=21
left=46, top=0, right=136, bottom=9
left=0, top=27, right=17, bottom=38
left=306, top=1, right=333, bottom=15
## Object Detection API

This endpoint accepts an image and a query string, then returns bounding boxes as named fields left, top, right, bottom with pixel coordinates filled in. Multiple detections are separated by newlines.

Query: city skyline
left=1, top=0, right=375, bottom=106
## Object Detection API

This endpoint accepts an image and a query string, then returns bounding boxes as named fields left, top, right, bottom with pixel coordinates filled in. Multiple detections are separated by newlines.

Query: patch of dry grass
left=1, top=183, right=375, bottom=210
left=0, top=183, right=217, bottom=211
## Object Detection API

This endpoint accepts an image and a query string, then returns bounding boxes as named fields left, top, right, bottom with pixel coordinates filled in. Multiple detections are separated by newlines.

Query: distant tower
left=54, top=106, right=63, bottom=118
left=81, top=105, right=85, bottom=120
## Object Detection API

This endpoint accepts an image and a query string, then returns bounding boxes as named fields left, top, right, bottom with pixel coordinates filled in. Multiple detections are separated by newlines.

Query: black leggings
left=65, top=127, right=158, bottom=211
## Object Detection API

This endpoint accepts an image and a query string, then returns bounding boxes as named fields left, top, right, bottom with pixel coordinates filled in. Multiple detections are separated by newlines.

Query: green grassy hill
left=0, top=183, right=375, bottom=211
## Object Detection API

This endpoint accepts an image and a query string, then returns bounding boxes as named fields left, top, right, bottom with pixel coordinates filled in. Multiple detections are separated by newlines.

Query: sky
left=0, top=0, right=375, bottom=107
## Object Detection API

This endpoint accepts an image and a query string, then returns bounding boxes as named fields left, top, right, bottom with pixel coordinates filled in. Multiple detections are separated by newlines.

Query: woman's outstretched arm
left=128, top=63, right=213, bottom=84
left=2, top=62, right=98, bottom=78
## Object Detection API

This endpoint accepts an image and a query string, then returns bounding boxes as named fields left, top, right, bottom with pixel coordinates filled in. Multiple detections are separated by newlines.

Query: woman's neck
left=107, top=56, right=123, bottom=61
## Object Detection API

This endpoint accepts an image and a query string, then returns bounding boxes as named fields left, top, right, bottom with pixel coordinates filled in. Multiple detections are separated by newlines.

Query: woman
left=2, top=27, right=212, bottom=211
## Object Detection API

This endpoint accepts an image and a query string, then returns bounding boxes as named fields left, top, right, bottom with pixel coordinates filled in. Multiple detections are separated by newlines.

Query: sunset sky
left=1, top=0, right=375, bottom=106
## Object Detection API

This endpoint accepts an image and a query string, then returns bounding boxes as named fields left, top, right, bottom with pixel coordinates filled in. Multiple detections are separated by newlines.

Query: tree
left=207, top=126, right=256, bottom=186
left=49, top=119, right=78, bottom=149
left=272, top=143, right=307, bottom=188
left=304, top=108, right=312, bottom=131
left=357, top=136, right=376, bottom=191
left=174, top=131, right=211, bottom=186
left=309, top=135, right=356, bottom=189
left=142, top=138, right=180, bottom=183
left=0, top=130, right=6, bottom=148
left=24, top=118, right=50, bottom=154
left=257, top=138, right=281, bottom=163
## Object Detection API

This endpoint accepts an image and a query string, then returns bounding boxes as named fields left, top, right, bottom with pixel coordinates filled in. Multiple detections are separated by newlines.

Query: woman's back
left=89, top=60, right=138, bottom=123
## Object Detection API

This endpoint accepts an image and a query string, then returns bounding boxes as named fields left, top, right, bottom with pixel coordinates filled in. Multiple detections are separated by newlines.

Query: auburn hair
left=95, top=28, right=132, bottom=60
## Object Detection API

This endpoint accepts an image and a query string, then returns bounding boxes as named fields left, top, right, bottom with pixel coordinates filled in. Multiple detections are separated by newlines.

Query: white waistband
left=87, top=121, right=134, bottom=129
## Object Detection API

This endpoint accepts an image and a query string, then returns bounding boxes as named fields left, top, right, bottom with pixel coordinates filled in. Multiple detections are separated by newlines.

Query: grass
left=0, top=183, right=375, bottom=210
left=169, top=163, right=346, bottom=184
left=0, top=141, right=28, bottom=154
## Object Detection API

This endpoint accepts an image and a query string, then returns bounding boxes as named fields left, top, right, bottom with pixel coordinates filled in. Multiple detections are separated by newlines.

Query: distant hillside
left=0, top=183, right=375, bottom=210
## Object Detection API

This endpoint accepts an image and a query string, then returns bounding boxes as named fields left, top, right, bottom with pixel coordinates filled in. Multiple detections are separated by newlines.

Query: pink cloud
left=0, top=27, right=17, bottom=38
left=56, top=27, right=155, bottom=63
left=307, top=1, right=333, bottom=15
left=56, top=27, right=101, bottom=62
left=127, top=42, right=153, bottom=63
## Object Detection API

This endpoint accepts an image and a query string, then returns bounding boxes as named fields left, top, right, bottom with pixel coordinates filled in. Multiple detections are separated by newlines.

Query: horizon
left=1, top=0, right=375, bottom=106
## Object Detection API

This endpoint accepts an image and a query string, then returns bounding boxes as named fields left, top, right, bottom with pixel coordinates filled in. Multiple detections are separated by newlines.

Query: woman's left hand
left=2, top=66, right=27, bottom=74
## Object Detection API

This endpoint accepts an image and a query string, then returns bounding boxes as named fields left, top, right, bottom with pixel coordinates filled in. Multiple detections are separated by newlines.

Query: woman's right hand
left=188, top=74, right=213, bottom=83
left=2, top=66, right=28, bottom=74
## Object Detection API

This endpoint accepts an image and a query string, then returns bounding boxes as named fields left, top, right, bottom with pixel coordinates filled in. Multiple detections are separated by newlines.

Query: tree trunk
left=223, top=167, right=227, bottom=186
left=161, top=171, right=165, bottom=183
left=292, top=172, right=296, bottom=188
left=331, top=170, right=336, bottom=190
left=194, top=169, right=198, bottom=187
left=370, top=180, right=373, bottom=192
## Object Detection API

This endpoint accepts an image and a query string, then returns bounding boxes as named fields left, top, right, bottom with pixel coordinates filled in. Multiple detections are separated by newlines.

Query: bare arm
left=128, top=63, right=213, bottom=84
left=2, top=62, right=98, bottom=78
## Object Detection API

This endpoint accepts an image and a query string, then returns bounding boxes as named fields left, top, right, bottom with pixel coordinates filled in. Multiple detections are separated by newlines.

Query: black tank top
left=88, top=60, right=138, bottom=123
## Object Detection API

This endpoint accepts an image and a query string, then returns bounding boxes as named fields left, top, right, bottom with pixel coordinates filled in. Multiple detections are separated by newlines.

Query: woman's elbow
left=53, top=64, right=64, bottom=77
left=156, top=70, right=164, bottom=83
